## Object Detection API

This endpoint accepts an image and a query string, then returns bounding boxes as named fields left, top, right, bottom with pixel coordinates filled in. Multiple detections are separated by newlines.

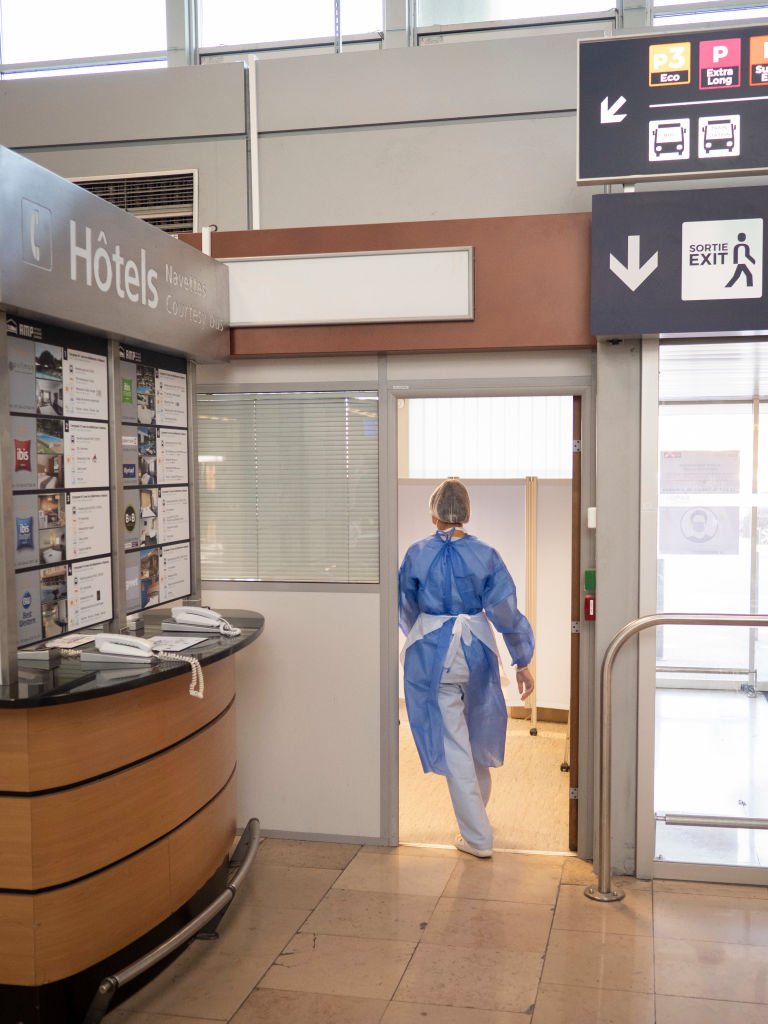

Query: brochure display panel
left=120, top=345, right=192, bottom=613
left=8, top=316, right=113, bottom=644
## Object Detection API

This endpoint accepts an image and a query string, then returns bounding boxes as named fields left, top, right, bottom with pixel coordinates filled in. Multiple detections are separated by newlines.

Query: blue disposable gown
left=398, top=532, right=534, bottom=776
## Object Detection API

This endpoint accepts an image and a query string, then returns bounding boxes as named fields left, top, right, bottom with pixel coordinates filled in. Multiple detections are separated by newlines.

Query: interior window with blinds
left=197, top=391, right=379, bottom=583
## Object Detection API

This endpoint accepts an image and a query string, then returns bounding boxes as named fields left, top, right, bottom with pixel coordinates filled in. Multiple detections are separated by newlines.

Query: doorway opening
left=396, top=395, right=581, bottom=854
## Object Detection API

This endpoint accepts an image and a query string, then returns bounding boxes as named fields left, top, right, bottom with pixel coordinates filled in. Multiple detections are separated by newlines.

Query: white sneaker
left=454, top=834, right=492, bottom=859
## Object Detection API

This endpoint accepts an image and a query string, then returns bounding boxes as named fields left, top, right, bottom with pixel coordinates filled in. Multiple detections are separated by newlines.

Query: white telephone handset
left=94, top=633, right=155, bottom=658
left=81, top=633, right=204, bottom=700
left=170, top=606, right=241, bottom=636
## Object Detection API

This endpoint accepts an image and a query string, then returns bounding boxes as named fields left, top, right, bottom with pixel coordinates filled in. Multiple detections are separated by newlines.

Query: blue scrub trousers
left=437, top=651, right=493, bottom=851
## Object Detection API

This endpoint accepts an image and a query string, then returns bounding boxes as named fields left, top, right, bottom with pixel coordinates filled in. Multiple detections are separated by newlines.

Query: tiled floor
left=107, top=839, right=768, bottom=1024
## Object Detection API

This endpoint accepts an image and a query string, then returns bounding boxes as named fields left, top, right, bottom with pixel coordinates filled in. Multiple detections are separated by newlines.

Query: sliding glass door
left=649, top=342, right=768, bottom=874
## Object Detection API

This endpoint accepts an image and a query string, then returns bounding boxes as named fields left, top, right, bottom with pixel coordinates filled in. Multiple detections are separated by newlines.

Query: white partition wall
left=202, top=586, right=382, bottom=840
left=198, top=356, right=384, bottom=841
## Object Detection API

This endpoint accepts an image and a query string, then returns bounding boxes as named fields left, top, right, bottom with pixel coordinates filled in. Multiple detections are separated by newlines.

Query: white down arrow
left=609, top=236, right=658, bottom=292
left=600, top=96, right=627, bottom=124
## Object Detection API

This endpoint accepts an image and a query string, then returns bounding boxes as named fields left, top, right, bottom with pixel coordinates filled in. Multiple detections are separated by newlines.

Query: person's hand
left=516, top=666, right=534, bottom=701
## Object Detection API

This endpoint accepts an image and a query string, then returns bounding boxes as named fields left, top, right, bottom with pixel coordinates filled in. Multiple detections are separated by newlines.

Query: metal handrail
left=82, top=818, right=260, bottom=1023
left=585, top=613, right=768, bottom=903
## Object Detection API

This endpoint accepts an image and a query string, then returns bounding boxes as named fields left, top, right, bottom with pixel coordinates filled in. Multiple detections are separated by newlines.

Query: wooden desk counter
left=0, top=613, right=263, bottom=1021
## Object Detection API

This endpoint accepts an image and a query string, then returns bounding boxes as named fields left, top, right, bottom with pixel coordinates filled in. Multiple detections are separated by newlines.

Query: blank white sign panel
left=225, top=247, right=474, bottom=326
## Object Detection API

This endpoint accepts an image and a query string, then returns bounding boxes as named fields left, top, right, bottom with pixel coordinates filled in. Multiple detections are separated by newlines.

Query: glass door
left=650, top=342, right=768, bottom=874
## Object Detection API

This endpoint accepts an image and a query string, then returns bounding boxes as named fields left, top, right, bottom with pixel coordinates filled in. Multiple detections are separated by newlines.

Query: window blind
left=197, top=391, right=379, bottom=583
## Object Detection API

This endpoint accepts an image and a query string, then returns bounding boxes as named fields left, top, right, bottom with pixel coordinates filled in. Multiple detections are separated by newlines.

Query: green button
left=584, top=568, right=596, bottom=592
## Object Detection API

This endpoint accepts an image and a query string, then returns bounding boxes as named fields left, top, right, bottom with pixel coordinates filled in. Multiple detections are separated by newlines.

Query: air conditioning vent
left=71, top=170, right=197, bottom=234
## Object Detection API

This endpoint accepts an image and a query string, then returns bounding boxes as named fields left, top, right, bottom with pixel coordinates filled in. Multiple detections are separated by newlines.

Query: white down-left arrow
left=600, top=96, right=627, bottom=124
left=609, top=236, right=659, bottom=292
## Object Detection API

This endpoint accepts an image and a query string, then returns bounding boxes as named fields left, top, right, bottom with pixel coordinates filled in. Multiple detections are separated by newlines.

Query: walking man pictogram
left=725, top=232, right=756, bottom=288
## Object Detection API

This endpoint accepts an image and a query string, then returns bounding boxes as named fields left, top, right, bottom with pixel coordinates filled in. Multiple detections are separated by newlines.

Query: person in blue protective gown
left=398, top=478, right=535, bottom=858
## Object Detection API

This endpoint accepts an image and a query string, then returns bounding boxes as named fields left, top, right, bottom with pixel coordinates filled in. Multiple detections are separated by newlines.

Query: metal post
left=334, top=0, right=342, bottom=53
left=0, top=310, right=20, bottom=695
left=107, top=341, right=127, bottom=632
left=585, top=612, right=768, bottom=903
left=407, top=0, right=417, bottom=47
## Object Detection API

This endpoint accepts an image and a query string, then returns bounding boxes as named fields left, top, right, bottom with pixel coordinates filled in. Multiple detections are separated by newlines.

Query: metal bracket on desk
left=81, top=818, right=260, bottom=1024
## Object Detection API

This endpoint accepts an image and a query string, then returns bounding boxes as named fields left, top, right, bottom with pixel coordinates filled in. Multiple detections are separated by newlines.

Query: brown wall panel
left=193, top=215, right=593, bottom=358
left=19, top=657, right=235, bottom=792
left=0, top=706, right=236, bottom=891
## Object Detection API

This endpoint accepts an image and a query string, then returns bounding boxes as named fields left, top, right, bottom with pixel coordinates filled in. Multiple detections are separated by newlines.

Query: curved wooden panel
left=0, top=800, right=31, bottom=886
left=15, top=657, right=235, bottom=792
left=0, top=894, right=34, bottom=986
left=0, top=775, right=236, bottom=987
left=0, top=713, right=30, bottom=790
left=0, top=706, right=236, bottom=891
left=169, top=770, right=237, bottom=908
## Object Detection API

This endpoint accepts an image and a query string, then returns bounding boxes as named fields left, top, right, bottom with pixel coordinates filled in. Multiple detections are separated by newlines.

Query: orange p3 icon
left=649, top=42, right=691, bottom=86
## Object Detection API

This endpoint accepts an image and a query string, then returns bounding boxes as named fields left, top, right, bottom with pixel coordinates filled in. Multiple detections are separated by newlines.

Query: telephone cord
left=156, top=651, right=205, bottom=698
left=58, top=646, right=204, bottom=699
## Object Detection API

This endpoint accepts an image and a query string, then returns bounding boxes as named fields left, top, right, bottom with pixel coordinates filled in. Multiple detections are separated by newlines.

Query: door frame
left=379, top=357, right=595, bottom=858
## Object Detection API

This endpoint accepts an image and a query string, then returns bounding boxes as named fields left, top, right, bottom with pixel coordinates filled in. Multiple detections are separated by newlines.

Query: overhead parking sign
left=591, top=186, right=768, bottom=335
left=579, top=24, right=768, bottom=183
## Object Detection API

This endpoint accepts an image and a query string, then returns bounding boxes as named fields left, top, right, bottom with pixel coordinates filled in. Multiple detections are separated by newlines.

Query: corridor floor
left=108, top=838, right=768, bottom=1024
left=399, top=712, right=571, bottom=852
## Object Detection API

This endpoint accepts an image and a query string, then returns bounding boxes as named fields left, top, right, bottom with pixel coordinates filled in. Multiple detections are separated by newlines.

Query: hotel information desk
left=0, top=611, right=263, bottom=1024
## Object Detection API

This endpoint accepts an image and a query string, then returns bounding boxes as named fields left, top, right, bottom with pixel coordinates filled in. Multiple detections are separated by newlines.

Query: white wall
left=203, top=587, right=382, bottom=840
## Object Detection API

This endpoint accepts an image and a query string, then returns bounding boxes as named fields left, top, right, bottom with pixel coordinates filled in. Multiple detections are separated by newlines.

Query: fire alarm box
left=584, top=594, right=596, bottom=620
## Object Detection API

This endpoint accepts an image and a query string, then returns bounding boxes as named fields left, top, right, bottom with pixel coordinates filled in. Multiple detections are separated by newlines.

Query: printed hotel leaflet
left=156, top=369, right=188, bottom=428
left=65, top=491, right=111, bottom=560
left=67, top=556, right=113, bottom=630
left=158, top=487, right=190, bottom=544
left=157, top=428, right=189, bottom=484
left=62, top=349, right=108, bottom=419
left=64, top=420, right=109, bottom=488
left=160, top=542, right=191, bottom=603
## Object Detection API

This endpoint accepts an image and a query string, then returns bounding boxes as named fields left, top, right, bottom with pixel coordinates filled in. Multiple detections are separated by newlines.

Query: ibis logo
left=15, top=440, right=32, bottom=472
